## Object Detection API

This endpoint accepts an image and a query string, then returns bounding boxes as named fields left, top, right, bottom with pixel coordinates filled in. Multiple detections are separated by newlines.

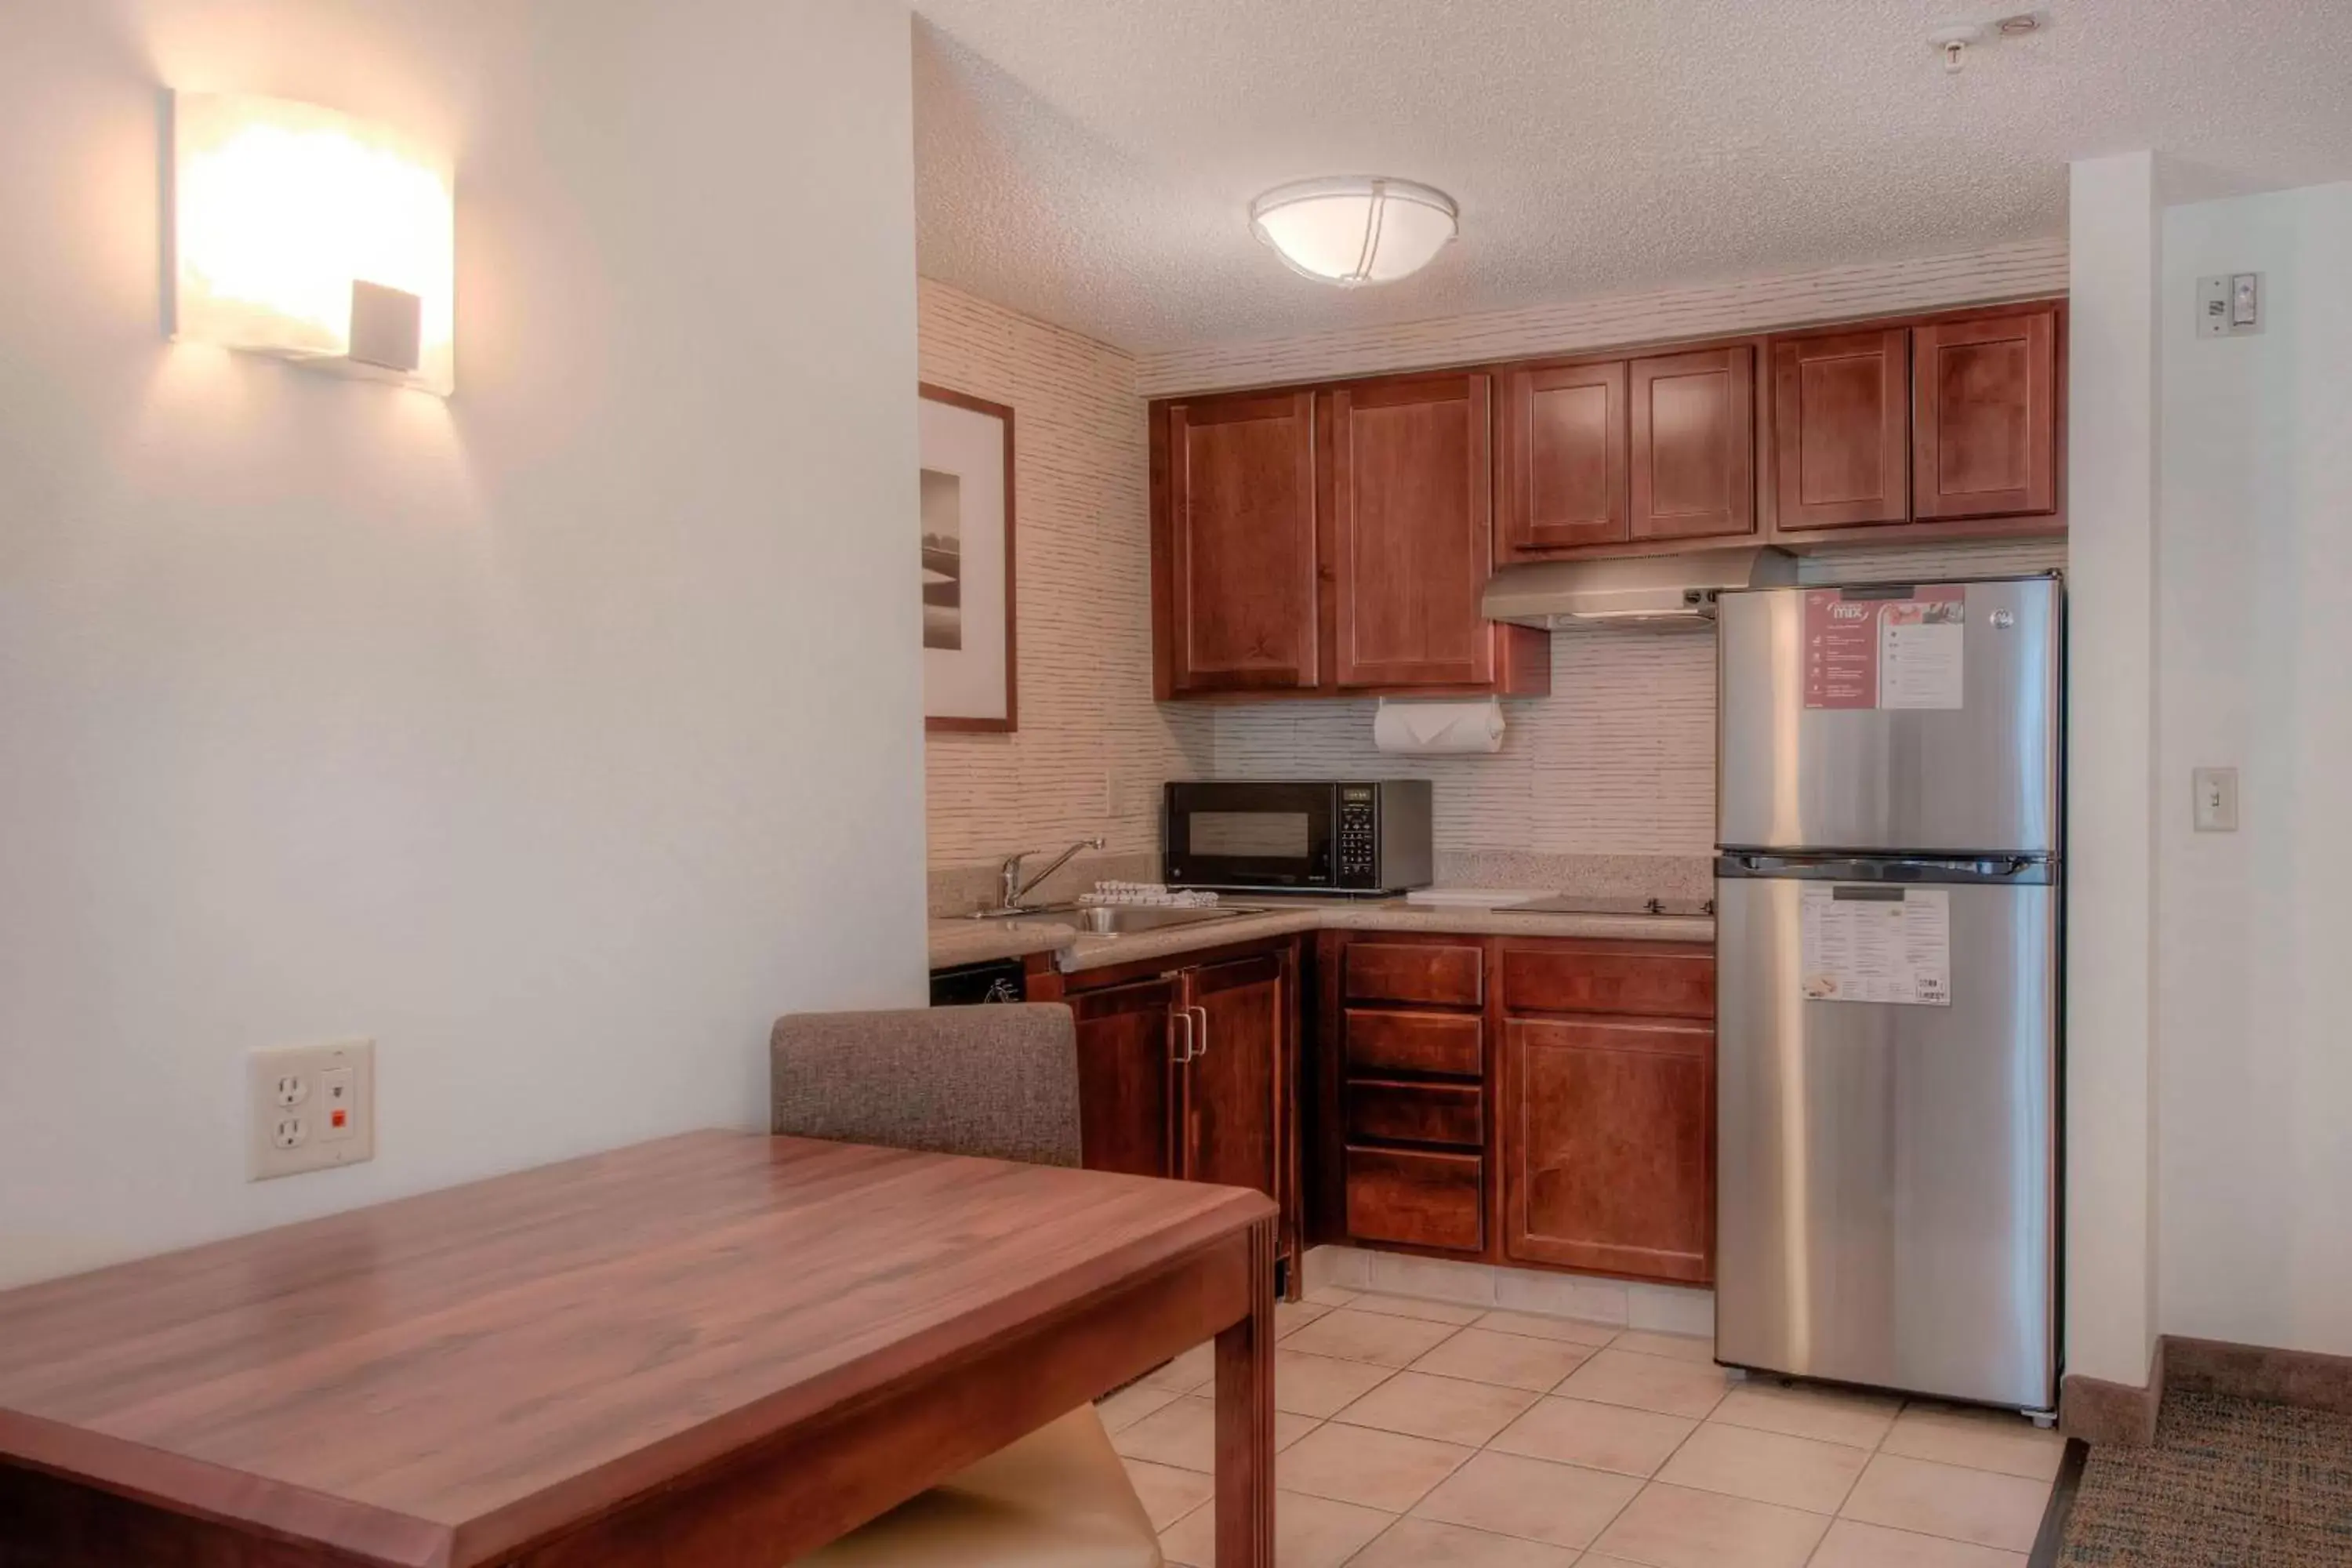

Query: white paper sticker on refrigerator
left=1800, top=885, right=1951, bottom=1005
left=1878, top=601, right=1965, bottom=710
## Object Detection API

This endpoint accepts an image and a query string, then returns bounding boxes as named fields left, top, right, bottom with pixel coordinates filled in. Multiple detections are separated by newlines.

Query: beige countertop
left=927, top=895, right=1712, bottom=975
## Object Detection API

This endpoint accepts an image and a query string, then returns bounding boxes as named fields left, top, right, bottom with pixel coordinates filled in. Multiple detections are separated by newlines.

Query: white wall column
left=2063, top=151, right=2163, bottom=1391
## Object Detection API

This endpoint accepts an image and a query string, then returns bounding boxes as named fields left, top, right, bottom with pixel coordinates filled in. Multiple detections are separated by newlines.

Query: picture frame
left=918, top=383, right=1018, bottom=733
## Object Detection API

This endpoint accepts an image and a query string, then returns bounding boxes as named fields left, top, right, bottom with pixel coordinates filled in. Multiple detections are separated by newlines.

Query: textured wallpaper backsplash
left=921, top=250, right=2069, bottom=881
left=1212, top=539, right=2068, bottom=861
left=919, top=281, right=1212, bottom=869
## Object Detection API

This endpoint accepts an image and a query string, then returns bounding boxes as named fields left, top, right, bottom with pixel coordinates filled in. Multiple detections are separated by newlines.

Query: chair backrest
left=769, top=1004, right=1083, bottom=1167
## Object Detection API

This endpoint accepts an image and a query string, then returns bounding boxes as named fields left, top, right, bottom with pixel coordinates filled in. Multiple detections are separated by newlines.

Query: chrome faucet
left=993, top=837, right=1105, bottom=915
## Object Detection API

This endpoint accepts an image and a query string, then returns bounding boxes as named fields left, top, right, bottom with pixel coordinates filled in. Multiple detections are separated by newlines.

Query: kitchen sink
left=964, top=902, right=1262, bottom=935
left=1064, top=905, right=1254, bottom=936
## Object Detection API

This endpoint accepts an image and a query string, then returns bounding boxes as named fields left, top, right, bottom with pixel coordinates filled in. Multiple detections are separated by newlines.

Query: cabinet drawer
left=1501, top=943, right=1713, bottom=1019
left=1345, top=1145, right=1483, bottom=1252
left=1344, top=1008, right=1483, bottom=1077
left=1347, top=1080, right=1483, bottom=1148
left=1344, top=941, right=1484, bottom=1007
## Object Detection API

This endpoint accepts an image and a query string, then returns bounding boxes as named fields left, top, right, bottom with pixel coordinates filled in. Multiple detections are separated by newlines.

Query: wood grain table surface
left=0, top=1130, right=1279, bottom=1568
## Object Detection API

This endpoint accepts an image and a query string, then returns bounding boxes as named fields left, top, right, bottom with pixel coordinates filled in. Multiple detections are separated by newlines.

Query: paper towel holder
left=1373, top=696, right=1507, bottom=757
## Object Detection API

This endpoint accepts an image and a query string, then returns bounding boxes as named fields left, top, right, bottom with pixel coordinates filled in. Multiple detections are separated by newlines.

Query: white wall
left=2156, top=182, right=2352, bottom=1356
left=2062, top=153, right=2165, bottom=1389
left=0, top=0, right=926, bottom=1288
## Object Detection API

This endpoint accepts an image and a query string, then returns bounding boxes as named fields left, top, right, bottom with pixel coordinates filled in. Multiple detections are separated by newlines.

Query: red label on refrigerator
left=1802, top=586, right=1966, bottom=710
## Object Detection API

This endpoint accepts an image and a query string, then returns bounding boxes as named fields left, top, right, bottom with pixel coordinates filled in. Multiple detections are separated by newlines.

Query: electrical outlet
left=250, top=1040, right=375, bottom=1181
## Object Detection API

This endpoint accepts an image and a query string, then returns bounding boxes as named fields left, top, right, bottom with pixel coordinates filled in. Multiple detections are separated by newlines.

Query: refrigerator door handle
left=1715, top=852, right=2055, bottom=886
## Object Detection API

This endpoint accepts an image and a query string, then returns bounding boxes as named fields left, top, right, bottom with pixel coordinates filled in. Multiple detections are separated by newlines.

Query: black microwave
left=1163, top=780, right=1434, bottom=895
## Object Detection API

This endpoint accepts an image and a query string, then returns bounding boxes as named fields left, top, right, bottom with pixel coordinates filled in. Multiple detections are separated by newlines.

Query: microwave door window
left=1191, top=812, right=1313, bottom=858
left=1167, top=789, right=1336, bottom=887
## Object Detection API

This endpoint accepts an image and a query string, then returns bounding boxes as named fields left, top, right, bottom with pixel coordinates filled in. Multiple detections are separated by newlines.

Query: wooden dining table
left=0, top=1131, right=1277, bottom=1567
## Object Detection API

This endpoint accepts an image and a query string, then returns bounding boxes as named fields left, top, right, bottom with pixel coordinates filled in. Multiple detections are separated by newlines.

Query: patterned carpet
left=2063, top=1392, right=2352, bottom=1565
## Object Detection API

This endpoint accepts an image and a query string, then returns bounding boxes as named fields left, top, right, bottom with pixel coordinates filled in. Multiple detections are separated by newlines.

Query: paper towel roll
left=1373, top=698, right=1506, bottom=756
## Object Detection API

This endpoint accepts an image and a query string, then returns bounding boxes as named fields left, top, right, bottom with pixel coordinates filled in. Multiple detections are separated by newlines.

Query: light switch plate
left=250, top=1039, right=375, bottom=1180
left=2197, top=274, right=2263, bottom=338
left=2192, top=766, right=2239, bottom=833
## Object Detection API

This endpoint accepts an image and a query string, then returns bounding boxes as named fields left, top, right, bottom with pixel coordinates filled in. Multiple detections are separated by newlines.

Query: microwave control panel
left=1338, top=787, right=1379, bottom=889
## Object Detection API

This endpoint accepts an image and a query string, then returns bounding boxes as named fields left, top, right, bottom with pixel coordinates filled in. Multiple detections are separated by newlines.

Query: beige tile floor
left=1102, top=1284, right=2063, bottom=1568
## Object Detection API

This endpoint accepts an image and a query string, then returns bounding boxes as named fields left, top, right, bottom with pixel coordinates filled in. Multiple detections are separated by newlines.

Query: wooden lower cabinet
left=1068, top=976, right=1181, bottom=1180
left=1185, top=952, right=1284, bottom=1200
left=1049, top=938, right=1301, bottom=1288
left=1312, top=931, right=1716, bottom=1287
left=1501, top=1018, right=1714, bottom=1283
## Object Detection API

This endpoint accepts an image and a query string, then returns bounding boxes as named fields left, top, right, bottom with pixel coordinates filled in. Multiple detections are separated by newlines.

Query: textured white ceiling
left=913, top=0, right=2352, bottom=353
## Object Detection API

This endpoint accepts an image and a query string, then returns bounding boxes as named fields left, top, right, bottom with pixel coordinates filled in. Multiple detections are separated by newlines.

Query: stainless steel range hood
left=1482, top=546, right=1797, bottom=630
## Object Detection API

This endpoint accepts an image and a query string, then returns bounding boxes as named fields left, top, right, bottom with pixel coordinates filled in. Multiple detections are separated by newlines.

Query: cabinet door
left=1069, top=978, right=1181, bottom=1180
left=1183, top=953, right=1283, bottom=1203
left=1502, top=1018, right=1713, bottom=1283
left=1497, top=361, right=1628, bottom=555
left=1631, top=346, right=1755, bottom=541
left=1329, top=375, right=1496, bottom=688
left=1161, top=392, right=1319, bottom=694
left=1771, top=329, right=1910, bottom=531
left=1913, top=310, right=2057, bottom=520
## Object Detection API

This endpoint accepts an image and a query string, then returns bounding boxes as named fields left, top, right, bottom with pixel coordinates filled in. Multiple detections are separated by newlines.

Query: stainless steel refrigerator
left=1713, top=573, right=2060, bottom=1415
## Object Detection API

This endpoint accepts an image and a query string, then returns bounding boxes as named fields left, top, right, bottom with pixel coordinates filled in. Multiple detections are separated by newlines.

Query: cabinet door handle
left=1171, top=1007, right=1195, bottom=1064
left=1189, top=1005, right=1210, bottom=1060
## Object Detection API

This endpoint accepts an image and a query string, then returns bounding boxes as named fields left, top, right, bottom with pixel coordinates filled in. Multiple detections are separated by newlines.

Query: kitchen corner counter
left=927, top=898, right=1712, bottom=975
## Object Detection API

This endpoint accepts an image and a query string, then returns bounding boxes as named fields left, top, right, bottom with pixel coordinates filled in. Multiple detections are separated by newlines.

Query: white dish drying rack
left=1078, top=881, right=1222, bottom=909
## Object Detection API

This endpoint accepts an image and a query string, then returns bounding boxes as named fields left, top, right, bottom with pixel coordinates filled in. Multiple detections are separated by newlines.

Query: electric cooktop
left=1504, top=894, right=1715, bottom=917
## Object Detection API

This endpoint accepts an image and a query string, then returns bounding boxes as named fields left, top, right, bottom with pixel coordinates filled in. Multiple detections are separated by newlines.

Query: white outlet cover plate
left=249, top=1038, right=375, bottom=1181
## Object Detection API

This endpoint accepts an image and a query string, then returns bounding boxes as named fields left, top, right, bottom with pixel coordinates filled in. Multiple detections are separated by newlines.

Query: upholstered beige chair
left=771, top=1004, right=1164, bottom=1568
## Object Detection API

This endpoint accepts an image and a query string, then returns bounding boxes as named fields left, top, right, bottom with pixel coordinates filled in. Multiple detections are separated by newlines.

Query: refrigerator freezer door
left=1716, top=577, right=2060, bottom=855
left=1715, top=873, right=2057, bottom=1409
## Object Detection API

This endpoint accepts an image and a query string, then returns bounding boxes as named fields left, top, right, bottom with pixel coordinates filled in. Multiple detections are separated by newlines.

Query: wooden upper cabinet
left=1158, top=391, right=1319, bottom=695
left=1152, top=303, right=2063, bottom=702
left=1913, top=308, right=2058, bottom=520
left=1771, top=328, right=1911, bottom=531
left=1327, top=374, right=1500, bottom=689
left=1501, top=1017, right=1714, bottom=1283
left=1497, top=361, right=1629, bottom=557
left=1630, top=346, right=1755, bottom=542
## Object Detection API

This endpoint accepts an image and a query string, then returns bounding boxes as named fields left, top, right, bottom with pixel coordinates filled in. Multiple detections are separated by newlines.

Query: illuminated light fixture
left=169, top=92, right=456, bottom=395
left=1248, top=176, right=1458, bottom=288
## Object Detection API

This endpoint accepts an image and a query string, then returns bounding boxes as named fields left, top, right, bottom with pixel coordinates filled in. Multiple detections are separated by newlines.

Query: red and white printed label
left=1802, top=586, right=1965, bottom=710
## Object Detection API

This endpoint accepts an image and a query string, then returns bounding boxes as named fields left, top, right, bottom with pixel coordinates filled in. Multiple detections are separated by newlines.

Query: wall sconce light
left=169, top=92, right=455, bottom=396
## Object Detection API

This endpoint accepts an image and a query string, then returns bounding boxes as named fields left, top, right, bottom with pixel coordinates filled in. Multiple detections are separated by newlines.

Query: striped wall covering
left=1135, top=238, right=2069, bottom=397
left=1208, top=539, right=2068, bottom=858
left=918, top=281, right=1211, bottom=869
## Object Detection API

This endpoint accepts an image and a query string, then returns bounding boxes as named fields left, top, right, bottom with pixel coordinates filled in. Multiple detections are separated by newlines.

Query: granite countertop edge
left=927, top=901, right=1714, bottom=975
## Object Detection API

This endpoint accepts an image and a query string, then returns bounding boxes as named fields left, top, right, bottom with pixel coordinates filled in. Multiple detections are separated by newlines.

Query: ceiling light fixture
left=1929, top=9, right=2048, bottom=71
left=1248, top=176, right=1457, bottom=288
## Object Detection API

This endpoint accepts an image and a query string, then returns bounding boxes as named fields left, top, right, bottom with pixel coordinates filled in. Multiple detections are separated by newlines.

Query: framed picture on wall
left=918, top=383, right=1017, bottom=732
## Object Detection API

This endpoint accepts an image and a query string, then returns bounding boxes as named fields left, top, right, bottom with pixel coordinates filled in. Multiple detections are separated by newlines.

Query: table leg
left=1214, top=1215, right=1277, bottom=1568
